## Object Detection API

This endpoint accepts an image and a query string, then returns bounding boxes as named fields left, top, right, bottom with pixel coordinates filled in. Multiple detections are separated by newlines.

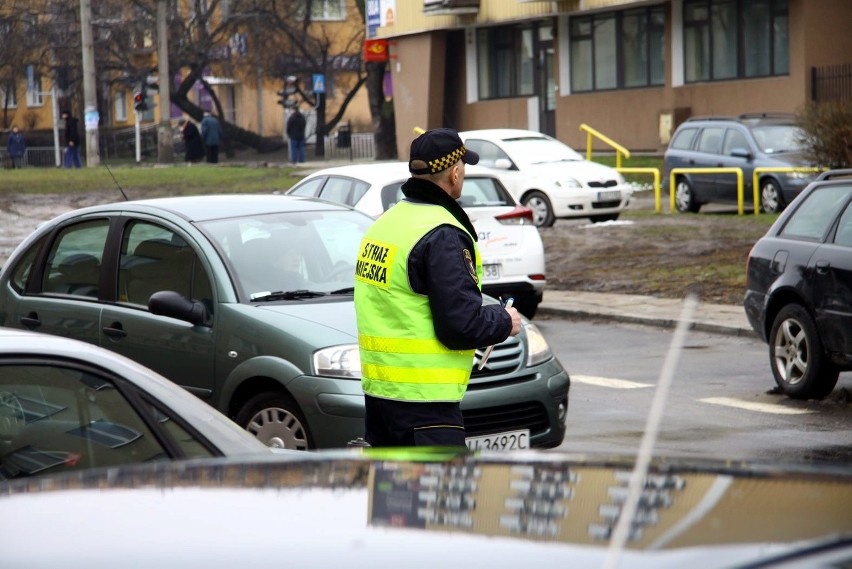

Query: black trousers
left=206, top=145, right=219, bottom=164
left=364, top=394, right=466, bottom=448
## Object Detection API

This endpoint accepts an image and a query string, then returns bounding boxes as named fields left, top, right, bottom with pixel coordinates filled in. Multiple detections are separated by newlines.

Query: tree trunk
left=366, top=61, right=397, bottom=160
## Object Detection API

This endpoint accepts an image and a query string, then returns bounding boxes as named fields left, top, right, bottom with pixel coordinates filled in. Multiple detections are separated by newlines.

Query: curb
left=537, top=306, right=756, bottom=338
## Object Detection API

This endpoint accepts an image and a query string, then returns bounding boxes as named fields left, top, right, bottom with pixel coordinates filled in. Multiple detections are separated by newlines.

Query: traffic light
left=134, top=86, right=148, bottom=112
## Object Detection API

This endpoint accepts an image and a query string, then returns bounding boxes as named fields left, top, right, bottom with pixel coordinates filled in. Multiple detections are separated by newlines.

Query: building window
left=296, top=0, right=345, bottom=21
left=26, top=75, right=44, bottom=107
left=569, top=5, right=665, bottom=93
left=683, top=0, right=788, bottom=83
left=114, top=90, right=127, bottom=122
left=477, top=25, right=535, bottom=100
left=1, top=82, right=17, bottom=108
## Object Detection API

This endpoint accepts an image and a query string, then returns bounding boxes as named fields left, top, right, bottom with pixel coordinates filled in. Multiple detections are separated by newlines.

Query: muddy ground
left=0, top=190, right=768, bottom=306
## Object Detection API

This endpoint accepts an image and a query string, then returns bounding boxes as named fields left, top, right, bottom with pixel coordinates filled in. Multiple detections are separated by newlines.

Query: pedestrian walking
left=61, top=111, right=82, bottom=168
left=353, top=127, right=522, bottom=448
left=200, top=111, right=223, bottom=164
left=6, top=126, right=26, bottom=169
left=286, top=106, right=307, bottom=163
left=179, top=118, right=205, bottom=164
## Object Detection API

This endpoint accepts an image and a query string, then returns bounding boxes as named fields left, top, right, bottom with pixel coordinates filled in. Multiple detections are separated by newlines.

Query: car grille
left=592, top=200, right=621, bottom=209
left=588, top=180, right=618, bottom=188
left=471, top=336, right=522, bottom=377
left=463, top=401, right=551, bottom=437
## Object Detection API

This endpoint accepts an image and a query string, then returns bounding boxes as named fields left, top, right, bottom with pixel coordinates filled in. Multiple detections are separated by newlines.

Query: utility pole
left=79, top=0, right=100, bottom=166
left=157, top=0, right=174, bottom=163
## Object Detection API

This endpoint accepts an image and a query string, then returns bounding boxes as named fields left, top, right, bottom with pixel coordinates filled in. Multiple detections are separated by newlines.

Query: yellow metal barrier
left=669, top=167, right=745, bottom=215
left=580, top=124, right=630, bottom=168
left=617, top=167, right=662, bottom=213
left=751, top=167, right=823, bottom=214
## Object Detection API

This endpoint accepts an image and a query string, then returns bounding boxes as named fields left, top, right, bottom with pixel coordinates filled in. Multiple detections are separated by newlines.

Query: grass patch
left=0, top=165, right=301, bottom=195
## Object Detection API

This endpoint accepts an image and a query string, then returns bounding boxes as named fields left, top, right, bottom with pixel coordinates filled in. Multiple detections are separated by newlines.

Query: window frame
left=568, top=5, right=666, bottom=93
left=683, top=0, right=789, bottom=84
left=476, top=24, right=536, bottom=100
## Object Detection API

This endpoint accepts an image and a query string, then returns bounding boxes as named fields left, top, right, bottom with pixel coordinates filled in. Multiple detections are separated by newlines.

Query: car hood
left=529, top=160, right=626, bottom=186
left=250, top=298, right=358, bottom=339
left=2, top=452, right=849, bottom=568
left=759, top=151, right=813, bottom=167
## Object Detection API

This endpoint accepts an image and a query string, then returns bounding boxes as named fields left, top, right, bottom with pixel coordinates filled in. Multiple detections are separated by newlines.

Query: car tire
left=589, top=213, right=620, bottom=223
left=522, top=191, right=556, bottom=227
left=513, top=293, right=539, bottom=320
left=769, top=304, right=839, bottom=400
left=760, top=179, right=786, bottom=213
left=235, top=391, right=313, bottom=450
left=674, top=177, right=700, bottom=213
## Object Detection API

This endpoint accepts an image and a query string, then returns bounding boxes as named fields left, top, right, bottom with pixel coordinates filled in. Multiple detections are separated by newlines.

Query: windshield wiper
left=250, top=289, right=327, bottom=302
left=329, top=287, right=354, bottom=295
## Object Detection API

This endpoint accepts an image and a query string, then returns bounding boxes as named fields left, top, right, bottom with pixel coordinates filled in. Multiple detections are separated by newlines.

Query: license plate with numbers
left=597, top=190, right=621, bottom=201
left=482, top=264, right=501, bottom=281
left=466, top=429, right=530, bottom=451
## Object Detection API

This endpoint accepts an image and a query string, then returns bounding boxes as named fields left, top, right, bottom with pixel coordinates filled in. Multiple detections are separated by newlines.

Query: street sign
left=313, top=74, right=325, bottom=94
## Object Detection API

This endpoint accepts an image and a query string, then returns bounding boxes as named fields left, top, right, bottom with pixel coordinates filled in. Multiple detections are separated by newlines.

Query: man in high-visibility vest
left=354, top=128, right=522, bottom=447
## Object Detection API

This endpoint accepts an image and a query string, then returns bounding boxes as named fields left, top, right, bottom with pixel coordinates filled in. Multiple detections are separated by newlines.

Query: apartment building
left=369, top=0, right=852, bottom=156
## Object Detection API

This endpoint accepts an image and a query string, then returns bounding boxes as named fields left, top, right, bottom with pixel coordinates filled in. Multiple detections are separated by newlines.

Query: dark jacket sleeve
left=408, top=225, right=512, bottom=350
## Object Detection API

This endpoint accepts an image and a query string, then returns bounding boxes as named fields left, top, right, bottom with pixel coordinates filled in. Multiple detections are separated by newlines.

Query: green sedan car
left=0, top=195, right=569, bottom=450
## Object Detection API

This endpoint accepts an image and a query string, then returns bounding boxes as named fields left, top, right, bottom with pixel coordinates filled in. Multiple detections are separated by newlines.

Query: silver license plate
left=597, top=190, right=621, bottom=201
left=466, top=429, right=530, bottom=451
left=482, top=264, right=501, bottom=281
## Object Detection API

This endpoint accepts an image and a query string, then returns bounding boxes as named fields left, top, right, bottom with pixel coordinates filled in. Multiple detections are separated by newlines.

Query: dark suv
left=663, top=113, right=816, bottom=213
left=744, top=170, right=852, bottom=400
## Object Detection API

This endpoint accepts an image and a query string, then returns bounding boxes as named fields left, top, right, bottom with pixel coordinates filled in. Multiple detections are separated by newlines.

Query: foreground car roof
left=47, top=194, right=356, bottom=224
left=2, top=451, right=850, bottom=567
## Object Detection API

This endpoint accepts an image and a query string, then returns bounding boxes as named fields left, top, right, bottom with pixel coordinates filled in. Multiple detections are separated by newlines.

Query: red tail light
left=495, top=206, right=533, bottom=225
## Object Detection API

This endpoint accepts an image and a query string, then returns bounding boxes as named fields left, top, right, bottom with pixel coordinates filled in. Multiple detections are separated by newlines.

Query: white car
left=459, top=129, right=632, bottom=227
left=287, top=162, right=546, bottom=318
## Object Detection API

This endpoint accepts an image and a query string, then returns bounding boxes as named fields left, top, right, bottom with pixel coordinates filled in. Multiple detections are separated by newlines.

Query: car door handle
left=20, top=312, right=41, bottom=329
left=815, top=260, right=830, bottom=275
left=102, top=322, right=127, bottom=339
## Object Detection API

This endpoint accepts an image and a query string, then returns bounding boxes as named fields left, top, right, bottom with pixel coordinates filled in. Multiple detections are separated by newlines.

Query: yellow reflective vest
left=354, top=200, right=482, bottom=402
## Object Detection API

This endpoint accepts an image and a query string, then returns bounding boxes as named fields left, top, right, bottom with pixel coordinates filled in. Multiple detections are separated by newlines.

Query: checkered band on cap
left=428, top=146, right=467, bottom=173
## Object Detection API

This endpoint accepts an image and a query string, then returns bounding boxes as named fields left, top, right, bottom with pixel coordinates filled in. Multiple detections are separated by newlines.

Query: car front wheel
left=674, top=178, right=700, bottom=213
left=760, top=179, right=785, bottom=213
left=769, top=304, right=839, bottom=400
left=522, top=191, right=556, bottom=227
left=236, top=391, right=312, bottom=450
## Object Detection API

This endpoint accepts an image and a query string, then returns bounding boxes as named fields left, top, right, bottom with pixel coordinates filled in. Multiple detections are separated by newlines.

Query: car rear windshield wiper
left=250, top=289, right=327, bottom=302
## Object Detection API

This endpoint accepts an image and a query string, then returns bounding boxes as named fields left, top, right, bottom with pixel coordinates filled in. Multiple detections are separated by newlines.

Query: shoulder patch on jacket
left=463, top=249, right=478, bottom=284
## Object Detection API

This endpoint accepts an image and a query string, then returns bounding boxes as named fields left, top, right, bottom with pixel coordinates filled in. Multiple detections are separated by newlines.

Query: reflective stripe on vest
left=354, top=200, right=481, bottom=402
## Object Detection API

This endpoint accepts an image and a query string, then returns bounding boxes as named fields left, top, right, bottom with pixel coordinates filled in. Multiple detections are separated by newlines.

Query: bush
left=796, top=100, right=852, bottom=168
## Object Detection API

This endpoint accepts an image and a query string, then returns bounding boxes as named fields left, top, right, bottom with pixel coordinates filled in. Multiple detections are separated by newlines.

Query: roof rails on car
left=684, top=116, right=737, bottom=122
left=816, top=169, right=852, bottom=181
left=737, top=112, right=795, bottom=120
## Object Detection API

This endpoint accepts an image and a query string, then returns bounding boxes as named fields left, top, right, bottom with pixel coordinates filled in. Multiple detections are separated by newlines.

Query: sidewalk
left=539, top=290, right=754, bottom=337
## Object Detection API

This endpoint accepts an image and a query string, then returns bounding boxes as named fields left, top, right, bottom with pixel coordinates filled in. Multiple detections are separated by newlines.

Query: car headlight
left=313, top=344, right=361, bottom=379
left=555, top=178, right=582, bottom=189
left=524, top=322, right=552, bottom=367
left=785, top=171, right=814, bottom=180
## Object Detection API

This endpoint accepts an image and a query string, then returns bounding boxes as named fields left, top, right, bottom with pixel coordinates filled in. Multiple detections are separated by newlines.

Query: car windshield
left=200, top=209, right=372, bottom=300
left=751, top=124, right=806, bottom=154
left=502, top=137, right=584, bottom=166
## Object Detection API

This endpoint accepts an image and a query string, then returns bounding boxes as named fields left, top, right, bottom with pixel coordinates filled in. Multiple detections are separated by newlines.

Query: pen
left=477, top=297, right=513, bottom=370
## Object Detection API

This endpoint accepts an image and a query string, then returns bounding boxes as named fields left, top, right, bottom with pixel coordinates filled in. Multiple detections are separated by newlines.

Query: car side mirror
left=149, top=290, right=210, bottom=326
left=493, top=158, right=512, bottom=170
left=730, top=148, right=752, bottom=160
